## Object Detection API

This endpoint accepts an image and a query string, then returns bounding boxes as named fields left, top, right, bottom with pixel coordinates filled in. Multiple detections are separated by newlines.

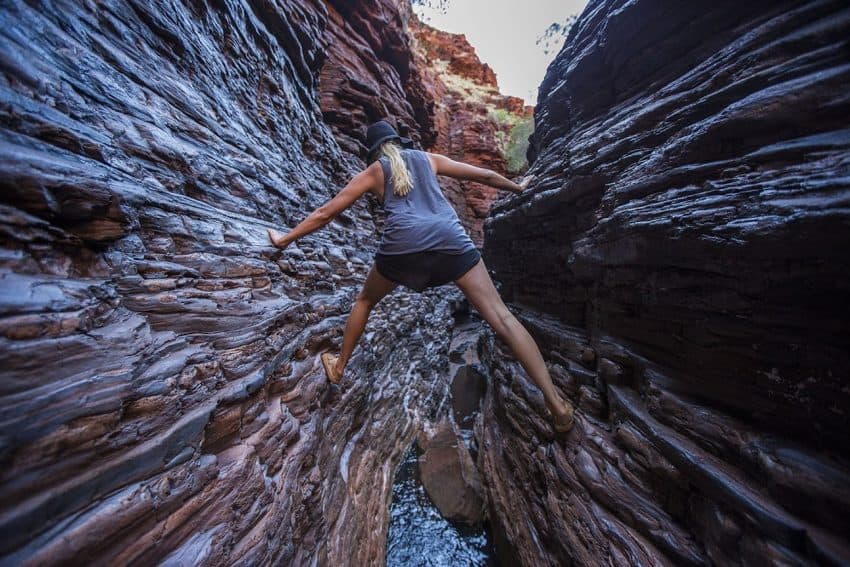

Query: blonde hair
left=378, top=141, right=413, bottom=196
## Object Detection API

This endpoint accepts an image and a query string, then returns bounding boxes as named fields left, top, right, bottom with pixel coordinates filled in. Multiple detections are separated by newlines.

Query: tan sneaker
left=552, top=402, right=575, bottom=433
left=321, top=352, right=343, bottom=384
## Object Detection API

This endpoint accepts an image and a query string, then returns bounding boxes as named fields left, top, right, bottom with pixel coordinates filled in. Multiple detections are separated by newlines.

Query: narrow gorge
left=1, top=1, right=848, bottom=566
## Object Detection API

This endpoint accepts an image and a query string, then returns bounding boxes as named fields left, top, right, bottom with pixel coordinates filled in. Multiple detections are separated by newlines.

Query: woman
left=268, top=120, right=574, bottom=432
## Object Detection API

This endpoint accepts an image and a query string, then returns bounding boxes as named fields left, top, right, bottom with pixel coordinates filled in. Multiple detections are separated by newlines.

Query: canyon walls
left=480, top=0, right=850, bottom=565
left=0, top=0, right=465, bottom=564
left=5, top=0, right=846, bottom=565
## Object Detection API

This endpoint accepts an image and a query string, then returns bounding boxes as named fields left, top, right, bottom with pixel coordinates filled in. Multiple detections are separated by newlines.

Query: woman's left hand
left=267, top=228, right=291, bottom=250
left=517, top=174, right=536, bottom=192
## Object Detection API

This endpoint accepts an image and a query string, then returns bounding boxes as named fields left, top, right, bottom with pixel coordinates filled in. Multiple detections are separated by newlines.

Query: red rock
left=7, top=1, right=845, bottom=565
left=316, top=3, right=532, bottom=246
left=418, top=419, right=485, bottom=524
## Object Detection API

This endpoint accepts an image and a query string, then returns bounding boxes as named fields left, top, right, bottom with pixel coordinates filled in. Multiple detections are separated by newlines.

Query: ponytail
left=379, top=141, right=413, bottom=196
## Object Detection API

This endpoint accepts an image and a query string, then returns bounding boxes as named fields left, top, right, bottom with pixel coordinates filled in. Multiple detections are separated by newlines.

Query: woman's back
left=376, top=149, right=476, bottom=256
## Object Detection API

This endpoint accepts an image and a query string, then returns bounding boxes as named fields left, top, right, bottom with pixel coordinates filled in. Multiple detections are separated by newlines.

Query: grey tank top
left=376, top=149, right=476, bottom=255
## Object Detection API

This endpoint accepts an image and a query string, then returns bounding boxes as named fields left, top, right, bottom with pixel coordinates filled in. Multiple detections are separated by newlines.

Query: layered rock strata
left=0, top=1, right=458, bottom=564
left=480, top=1, right=850, bottom=564
left=5, top=0, right=844, bottom=565
left=318, top=0, right=437, bottom=156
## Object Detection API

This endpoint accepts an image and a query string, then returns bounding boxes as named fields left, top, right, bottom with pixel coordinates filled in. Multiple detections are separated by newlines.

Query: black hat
left=365, top=120, right=414, bottom=163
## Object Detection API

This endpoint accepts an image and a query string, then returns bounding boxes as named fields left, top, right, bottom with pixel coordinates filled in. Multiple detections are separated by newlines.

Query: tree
left=409, top=0, right=451, bottom=14
left=536, top=14, right=577, bottom=56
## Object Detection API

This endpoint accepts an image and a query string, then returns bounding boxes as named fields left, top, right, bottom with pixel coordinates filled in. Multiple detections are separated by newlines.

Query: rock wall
left=480, top=1, right=850, bottom=565
left=0, top=1, right=461, bottom=564
left=318, top=0, right=437, bottom=156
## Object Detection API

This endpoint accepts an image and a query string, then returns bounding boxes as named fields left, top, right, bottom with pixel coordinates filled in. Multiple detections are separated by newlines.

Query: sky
left=412, top=0, right=589, bottom=106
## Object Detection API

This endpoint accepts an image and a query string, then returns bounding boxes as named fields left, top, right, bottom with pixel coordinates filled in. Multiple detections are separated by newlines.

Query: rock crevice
left=3, top=0, right=849, bottom=565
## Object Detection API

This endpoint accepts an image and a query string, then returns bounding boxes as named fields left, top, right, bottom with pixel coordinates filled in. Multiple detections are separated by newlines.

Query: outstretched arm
left=268, top=162, right=381, bottom=249
left=427, top=152, right=525, bottom=193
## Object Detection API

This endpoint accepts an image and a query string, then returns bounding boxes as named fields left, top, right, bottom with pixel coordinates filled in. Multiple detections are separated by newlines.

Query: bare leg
left=331, top=264, right=398, bottom=378
left=454, top=259, right=573, bottom=422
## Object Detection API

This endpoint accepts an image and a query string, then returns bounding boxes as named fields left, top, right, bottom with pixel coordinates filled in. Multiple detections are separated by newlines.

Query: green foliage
left=488, top=107, right=516, bottom=126
left=487, top=107, right=533, bottom=173
left=536, top=14, right=578, bottom=55
left=504, top=115, right=534, bottom=173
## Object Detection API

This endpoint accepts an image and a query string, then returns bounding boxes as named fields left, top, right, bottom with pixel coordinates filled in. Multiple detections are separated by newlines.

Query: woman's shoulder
left=409, top=149, right=439, bottom=175
left=403, top=148, right=432, bottom=167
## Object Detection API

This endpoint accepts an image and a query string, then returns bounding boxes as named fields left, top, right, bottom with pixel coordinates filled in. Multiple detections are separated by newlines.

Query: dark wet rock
left=0, top=1, right=463, bottom=565
left=319, top=0, right=437, bottom=156
left=448, top=319, right=489, bottom=428
left=418, top=418, right=486, bottom=524
left=387, top=443, right=496, bottom=565
left=480, top=1, right=850, bottom=565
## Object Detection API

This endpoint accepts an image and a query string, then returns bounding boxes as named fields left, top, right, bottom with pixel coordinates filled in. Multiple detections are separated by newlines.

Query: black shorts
left=374, top=248, right=481, bottom=292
